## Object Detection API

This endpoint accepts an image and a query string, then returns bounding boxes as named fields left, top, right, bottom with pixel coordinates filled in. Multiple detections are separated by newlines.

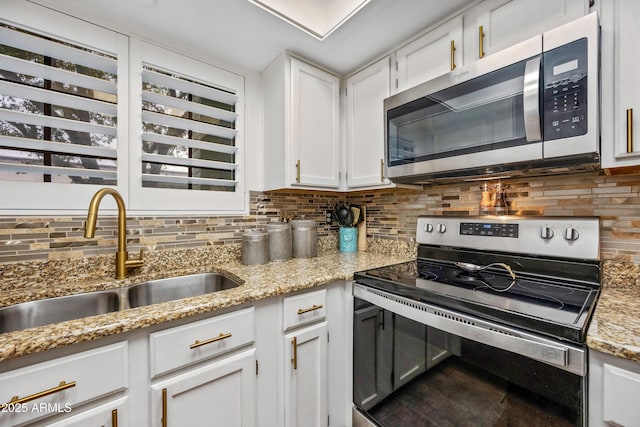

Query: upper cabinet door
left=290, top=57, right=341, bottom=188
left=395, top=16, right=463, bottom=93
left=346, top=57, right=393, bottom=189
left=474, top=0, right=587, bottom=60
left=601, top=0, right=640, bottom=170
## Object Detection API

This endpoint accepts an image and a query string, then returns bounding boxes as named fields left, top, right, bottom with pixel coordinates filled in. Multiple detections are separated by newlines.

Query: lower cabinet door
left=151, top=348, right=256, bottom=427
left=284, top=321, right=328, bottom=427
left=44, top=397, right=128, bottom=427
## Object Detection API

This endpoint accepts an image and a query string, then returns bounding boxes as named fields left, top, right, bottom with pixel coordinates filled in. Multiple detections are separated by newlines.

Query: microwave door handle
left=523, top=56, right=542, bottom=142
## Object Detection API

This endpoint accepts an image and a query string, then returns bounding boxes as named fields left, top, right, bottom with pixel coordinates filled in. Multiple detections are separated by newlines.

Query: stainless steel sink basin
left=127, top=272, right=240, bottom=308
left=0, top=290, right=121, bottom=333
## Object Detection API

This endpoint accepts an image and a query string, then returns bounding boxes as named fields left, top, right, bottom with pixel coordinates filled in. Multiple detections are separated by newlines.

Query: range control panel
left=460, top=222, right=519, bottom=238
left=416, top=216, right=600, bottom=261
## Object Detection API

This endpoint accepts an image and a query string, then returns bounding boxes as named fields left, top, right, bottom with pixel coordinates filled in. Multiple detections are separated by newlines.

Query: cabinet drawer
left=150, top=307, right=255, bottom=377
left=0, top=342, right=128, bottom=427
left=283, top=289, right=326, bottom=331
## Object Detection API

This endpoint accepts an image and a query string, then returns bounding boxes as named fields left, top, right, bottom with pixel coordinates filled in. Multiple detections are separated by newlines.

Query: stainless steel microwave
left=384, top=13, right=599, bottom=184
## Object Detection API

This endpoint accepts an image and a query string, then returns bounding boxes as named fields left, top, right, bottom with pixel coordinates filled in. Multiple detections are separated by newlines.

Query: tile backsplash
left=2, top=171, right=640, bottom=265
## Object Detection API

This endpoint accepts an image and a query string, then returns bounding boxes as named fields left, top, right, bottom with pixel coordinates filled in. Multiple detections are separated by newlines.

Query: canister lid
left=242, top=230, right=268, bottom=241
left=267, top=222, right=291, bottom=231
left=290, top=219, right=316, bottom=229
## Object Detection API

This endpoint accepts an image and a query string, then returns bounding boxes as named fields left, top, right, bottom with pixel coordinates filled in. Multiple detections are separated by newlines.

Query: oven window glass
left=387, top=59, right=532, bottom=166
left=353, top=298, right=583, bottom=426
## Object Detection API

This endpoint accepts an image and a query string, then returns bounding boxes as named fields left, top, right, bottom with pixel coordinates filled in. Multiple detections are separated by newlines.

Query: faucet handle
left=137, top=248, right=144, bottom=260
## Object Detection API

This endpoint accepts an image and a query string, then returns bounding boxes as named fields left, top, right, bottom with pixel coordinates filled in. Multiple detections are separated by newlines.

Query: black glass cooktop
left=354, top=260, right=600, bottom=344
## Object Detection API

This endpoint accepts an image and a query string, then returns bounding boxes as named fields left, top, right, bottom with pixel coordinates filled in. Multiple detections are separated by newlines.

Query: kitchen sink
left=0, top=290, right=121, bottom=333
left=127, top=272, right=240, bottom=308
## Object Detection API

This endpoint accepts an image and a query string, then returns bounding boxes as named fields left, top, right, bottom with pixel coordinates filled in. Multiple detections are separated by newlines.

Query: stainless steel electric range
left=353, top=216, right=600, bottom=427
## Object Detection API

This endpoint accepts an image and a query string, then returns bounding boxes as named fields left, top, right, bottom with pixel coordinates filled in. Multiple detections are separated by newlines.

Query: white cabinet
left=471, top=0, right=587, bottom=62
left=151, top=349, right=256, bottom=427
left=44, top=397, right=128, bottom=427
left=281, top=289, right=329, bottom=427
left=148, top=307, right=257, bottom=427
left=589, top=349, right=640, bottom=426
left=254, top=282, right=349, bottom=427
left=394, top=16, right=463, bottom=93
left=0, top=342, right=128, bottom=427
left=149, top=307, right=255, bottom=377
left=345, top=57, right=393, bottom=189
left=283, top=322, right=328, bottom=427
left=601, top=0, right=640, bottom=171
left=263, top=54, right=340, bottom=190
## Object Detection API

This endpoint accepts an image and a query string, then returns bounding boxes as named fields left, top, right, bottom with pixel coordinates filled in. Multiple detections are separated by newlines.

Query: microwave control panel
left=542, top=38, right=588, bottom=141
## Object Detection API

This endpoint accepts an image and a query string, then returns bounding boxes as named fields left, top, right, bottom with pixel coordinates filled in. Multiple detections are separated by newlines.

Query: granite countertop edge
left=0, top=250, right=413, bottom=362
left=586, top=286, right=640, bottom=364
left=3, top=252, right=640, bottom=365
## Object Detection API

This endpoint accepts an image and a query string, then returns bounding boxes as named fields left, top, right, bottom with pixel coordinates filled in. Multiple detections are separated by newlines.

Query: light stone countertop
left=0, top=250, right=412, bottom=362
left=3, top=251, right=640, bottom=365
left=586, top=261, right=640, bottom=363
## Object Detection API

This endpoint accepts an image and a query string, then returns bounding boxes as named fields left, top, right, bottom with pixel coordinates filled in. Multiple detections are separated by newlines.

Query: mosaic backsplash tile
left=3, top=171, right=640, bottom=266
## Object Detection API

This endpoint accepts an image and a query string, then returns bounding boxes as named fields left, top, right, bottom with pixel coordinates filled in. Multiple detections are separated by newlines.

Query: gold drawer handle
left=161, top=388, right=167, bottom=427
left=479, top=25, right=485, bottom=58
left=0, top=380, right=76, bottom=410
left=295, top=160, right=301, bottom=183
left=112, top=409, right=118, bottom=427
left=189, top=332, right=232, bottom=350
left=628, top=108, right=634, bottom=153
left=450, top=40, right=456, bottom=71
left=380, top=158, right=385, bottom=182
left=297, top=304, right=323, bottom=315
left=291, top=337, right=298, bottom=370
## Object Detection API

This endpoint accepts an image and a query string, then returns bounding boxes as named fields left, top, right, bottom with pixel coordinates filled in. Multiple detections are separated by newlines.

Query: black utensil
left=336, top=204, right=350, bottom=226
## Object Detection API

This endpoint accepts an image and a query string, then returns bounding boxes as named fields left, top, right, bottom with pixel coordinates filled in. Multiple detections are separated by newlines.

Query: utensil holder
left=339, top=227, right=358, bottom=252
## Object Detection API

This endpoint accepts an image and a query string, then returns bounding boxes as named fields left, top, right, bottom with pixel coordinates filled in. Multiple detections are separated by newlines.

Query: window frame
left=0, top=2, right=247, bottom=215
left=129, top=39, right=246, bottom=213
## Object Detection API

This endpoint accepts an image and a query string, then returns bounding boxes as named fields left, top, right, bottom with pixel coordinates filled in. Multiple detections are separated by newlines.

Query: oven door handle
left=354, top=284, right=571, bottom=369
left=464, top=324, right=568, bottom=367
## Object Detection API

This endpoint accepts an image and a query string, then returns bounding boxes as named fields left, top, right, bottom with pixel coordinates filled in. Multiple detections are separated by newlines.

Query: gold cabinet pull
left=380, top=158, right=385, bottom=182
left=295, top=160, right=301, bottom=183
left=161, top=388, right=167, bottom=427
left=450, top=40, right=456, bottom=71
left=297, top=304, right=323, bottom=315
left=291, top=337, right=298, bottom=370
left=112, top=409, right=118, bottom=427
left=0, top=380, right=76, bottom=410
left=627, top=108, right=634, bottom=153
left=479, top=25, right=485, bottom=58
left=189, top=332, right=232, bottom=349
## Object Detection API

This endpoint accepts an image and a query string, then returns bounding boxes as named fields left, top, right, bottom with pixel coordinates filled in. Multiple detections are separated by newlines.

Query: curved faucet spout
left=85, top=188, right=143, bottom=279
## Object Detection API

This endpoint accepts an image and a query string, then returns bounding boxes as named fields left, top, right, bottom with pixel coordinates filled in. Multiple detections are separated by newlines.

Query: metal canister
left=267, top=222, right=292, bottom=262
left=241, top=230, right=269, bottom=265
left=291, top=219, right=317, bottom=258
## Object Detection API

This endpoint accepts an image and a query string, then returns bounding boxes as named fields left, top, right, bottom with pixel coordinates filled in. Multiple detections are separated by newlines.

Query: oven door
left=384, top=36, right=543, bottom=181
left=353, top=284, right=586, bottom=426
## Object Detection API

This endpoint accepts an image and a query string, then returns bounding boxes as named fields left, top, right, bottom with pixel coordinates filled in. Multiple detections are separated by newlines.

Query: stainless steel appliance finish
left=384, top=13, right=599, bottom=183
left=0, top=290, right=121, bottom=333
left=352, top=215, right=600, bottom=426
left=291, top=219, right=318, bottom=258
left=127, top=272, right=240, bottom=308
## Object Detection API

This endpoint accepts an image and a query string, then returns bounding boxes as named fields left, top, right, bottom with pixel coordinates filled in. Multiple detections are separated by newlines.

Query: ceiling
left=29, top=0, right=475, bottom=76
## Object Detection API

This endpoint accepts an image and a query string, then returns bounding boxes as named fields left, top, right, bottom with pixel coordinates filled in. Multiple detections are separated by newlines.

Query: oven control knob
left=436, top=223, right=447, bottom=233
left=424, top=223, right=434, bottom=233
left=539, top=226, right=554, bottom=240
left=562, top=227, right=580, bottom=241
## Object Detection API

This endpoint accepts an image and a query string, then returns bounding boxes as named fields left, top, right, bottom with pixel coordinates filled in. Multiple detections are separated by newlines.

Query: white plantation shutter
left=141, top=66, right=239, bottom=191
left=132, top=40, right=245, bottom=212
left=0, top=24, right=119, bottom=185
